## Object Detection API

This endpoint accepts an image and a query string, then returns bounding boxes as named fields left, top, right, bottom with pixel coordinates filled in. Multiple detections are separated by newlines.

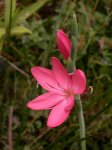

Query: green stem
left=75, top=95, right=86, bottom=150
left=5, top=0, right=12, bottom=47
left=70, top=13, right=86, bottom=150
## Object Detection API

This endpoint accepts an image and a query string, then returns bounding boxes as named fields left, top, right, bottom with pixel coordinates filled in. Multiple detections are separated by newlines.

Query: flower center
left=64, top=90, right=73, bottom=97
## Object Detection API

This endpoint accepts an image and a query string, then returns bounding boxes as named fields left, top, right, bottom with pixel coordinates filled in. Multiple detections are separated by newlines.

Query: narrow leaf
left=72, top=14, right=78, bottom=40
left=0, top=38, right=4, bottom=51
left=11, top=26, right=32, bottom=35
left=13, top=0, right=49, bottom=26
left=12, top=0, right=16, bottom=19
left=71, top=36, right=77, bottom=65
left=0, top=28, right=5, bottom=38
left=5, top=0, right=12, bottom=29
left=5, top=0, right=16, bottom=30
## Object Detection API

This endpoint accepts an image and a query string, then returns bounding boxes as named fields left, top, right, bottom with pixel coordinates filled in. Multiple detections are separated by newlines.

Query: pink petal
left=39, top=82, right=64, bottom=95
left=47, top=96, right=74, bottom=128
left=27, top=92, right=64, bottom=110
left=64, top=96, right=74, bottom=112
left=52, top=57, right=69, bottom=89
left=31, top=66, right=62, bottom=93
left=57, top=29, right=71, bottom=60
left=72, top=69, right=86, bottom=94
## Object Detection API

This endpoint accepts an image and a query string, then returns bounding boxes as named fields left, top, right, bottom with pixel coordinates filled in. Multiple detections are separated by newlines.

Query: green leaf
left=0, top=38, right=4, bottom=51
left=0, top=28, right=5, bottom=39
left=71, top=14, right=78, bottom=41
left=12, top=0, right=16, bottom=19
left=71, top=36, right=77, bottom=65
left=11, top=26, right=32, bottom=35
left=13, top=0, right=49, bottom=26
left=5, top=0, right=16, bottom=30
left=5, top=0, right=11, bottom=29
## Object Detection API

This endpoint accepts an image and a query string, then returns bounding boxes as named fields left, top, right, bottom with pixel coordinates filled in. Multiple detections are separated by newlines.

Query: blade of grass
left=0, top=27, right=5, bottom=38
left=12, top=0, right=50, bottom=26
left=5, top=0, right=16, bottom=36
left=0, top=28, right=5, bottom=51
left=11, top=26, right=32, bottom=35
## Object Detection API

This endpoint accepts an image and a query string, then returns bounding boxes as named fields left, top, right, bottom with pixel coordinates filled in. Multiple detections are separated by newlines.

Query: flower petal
left=64, top=96, right=74, bottom=112
left=57, top=29, right=71, bottom=60
left=27, top=92, right=64, bottom=110
left=31, top=66, right=62, bottom=93
left=47, top=96, right=74, bottom=128
left=72, top=69, right=86, bottom=94
left=52, top=57, right=69, bottom=89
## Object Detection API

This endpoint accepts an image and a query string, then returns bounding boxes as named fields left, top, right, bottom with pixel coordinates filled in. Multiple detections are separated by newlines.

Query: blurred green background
left=0, top=0, right=112, bottom=149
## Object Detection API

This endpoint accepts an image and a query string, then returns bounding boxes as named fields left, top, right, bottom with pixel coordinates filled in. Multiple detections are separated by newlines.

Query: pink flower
left=57, top=29, right=71, bottom=60
left=27, top=57, right=86, bottom=128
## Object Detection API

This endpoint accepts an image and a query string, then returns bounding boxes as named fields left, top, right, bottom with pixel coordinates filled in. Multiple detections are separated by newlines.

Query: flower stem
left=75, top=95, right=86, bottom=150
left=70, top=13, right=86, bottom=150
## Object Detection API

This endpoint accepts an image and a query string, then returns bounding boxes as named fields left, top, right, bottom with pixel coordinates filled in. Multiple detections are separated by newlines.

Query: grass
left=0, top=0, right=112, bottom=149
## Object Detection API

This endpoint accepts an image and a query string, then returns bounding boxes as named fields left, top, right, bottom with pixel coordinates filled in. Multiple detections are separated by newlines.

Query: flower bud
left=57, top=29, right=71, bottom=60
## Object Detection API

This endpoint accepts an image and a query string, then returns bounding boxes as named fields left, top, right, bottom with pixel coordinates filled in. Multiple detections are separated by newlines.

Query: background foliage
left=0, top=0, right=112, bottom=150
